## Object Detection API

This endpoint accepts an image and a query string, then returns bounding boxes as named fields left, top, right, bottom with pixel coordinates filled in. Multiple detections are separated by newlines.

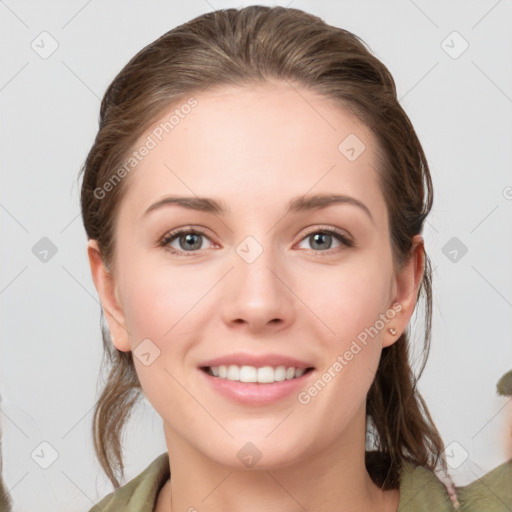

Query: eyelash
left=158, top=226, right=354, bottom=257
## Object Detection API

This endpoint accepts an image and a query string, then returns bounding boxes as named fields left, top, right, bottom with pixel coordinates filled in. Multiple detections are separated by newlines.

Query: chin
left=201, top=433, right=312, bottom=472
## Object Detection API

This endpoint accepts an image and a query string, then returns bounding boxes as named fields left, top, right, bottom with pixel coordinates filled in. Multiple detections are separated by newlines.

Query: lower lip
left=199, top=369, right=314, bottom=405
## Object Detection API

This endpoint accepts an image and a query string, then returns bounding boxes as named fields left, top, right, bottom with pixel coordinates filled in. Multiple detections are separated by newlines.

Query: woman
left=80, top=6, right=511, bottom=511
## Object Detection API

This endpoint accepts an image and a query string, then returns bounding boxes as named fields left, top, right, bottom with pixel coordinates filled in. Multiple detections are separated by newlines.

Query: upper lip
left=199, top=353, right=314, bottom=369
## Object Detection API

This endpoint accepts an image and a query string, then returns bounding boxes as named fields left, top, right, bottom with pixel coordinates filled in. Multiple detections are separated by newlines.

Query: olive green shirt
left=0, top=481, right=10, bottom=512
left=89, top=453, right=512, bottom=511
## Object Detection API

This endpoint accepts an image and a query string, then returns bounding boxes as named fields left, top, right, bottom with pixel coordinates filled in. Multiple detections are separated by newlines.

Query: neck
left=158, top=411, right=399, bottom=512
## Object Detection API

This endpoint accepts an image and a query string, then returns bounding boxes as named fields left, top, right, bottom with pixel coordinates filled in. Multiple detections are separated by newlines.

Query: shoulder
left=398, top=461, right=455, bottom=511
left=89, top=452, right=170, bottom=512
left=397, top=459, right=512, bottom=511
left=455, top=459, right=512, bottom=512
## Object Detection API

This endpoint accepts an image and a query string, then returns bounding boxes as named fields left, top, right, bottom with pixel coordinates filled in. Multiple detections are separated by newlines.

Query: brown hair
left=79, top=5, right=446, bottom=489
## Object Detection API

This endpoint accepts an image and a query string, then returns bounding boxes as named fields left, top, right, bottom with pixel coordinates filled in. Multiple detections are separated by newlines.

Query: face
left=89, top=81, right=421, bottom=471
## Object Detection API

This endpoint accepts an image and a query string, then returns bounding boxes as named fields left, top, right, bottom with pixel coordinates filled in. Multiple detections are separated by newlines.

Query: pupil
left=182, top=233, right=201, bottom=250
left=311, top=233, right=331, bottom=250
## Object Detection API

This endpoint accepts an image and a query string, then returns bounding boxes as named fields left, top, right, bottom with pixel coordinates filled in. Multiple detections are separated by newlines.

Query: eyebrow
left=143, top=193, right=374, bottom=223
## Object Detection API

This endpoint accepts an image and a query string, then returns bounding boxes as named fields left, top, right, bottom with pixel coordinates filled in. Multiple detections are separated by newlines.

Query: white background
left=1, top=0, right=511, bottom=510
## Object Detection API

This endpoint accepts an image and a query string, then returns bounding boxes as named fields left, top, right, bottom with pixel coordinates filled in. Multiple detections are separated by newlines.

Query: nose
left=220, top=240, right=296, bottom=334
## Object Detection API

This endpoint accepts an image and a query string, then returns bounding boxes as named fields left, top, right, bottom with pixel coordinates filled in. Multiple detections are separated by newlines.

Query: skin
left=88, top=81, right=424, bottom=512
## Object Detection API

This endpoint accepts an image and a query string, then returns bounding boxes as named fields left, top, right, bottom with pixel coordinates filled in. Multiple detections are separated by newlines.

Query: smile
left=202, top=365, right=314, bottom=383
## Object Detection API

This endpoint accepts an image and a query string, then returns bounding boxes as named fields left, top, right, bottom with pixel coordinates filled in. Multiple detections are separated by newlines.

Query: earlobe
left=87, top=239, right=132, bottom=352
left=383, top=235, right=425, bottom=348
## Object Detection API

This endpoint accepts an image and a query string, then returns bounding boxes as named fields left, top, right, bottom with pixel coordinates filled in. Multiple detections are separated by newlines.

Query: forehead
left=117, top=82, right=387, bottom=223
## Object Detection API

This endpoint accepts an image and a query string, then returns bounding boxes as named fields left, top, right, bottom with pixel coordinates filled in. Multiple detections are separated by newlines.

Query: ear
left=383, top=234, right=425, bottom=348
left=87, top=239, right=131, bottom=352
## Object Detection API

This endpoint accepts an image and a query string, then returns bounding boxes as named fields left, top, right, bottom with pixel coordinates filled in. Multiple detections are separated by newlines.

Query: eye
left=296, top=227, right=353, bottom=254
left=159, top=228, right=214, bottom=256
left=158, top=226, right=353, bottom=257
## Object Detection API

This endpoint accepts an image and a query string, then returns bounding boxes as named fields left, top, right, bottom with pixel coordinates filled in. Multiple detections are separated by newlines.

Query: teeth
left=257, top=366, right=274, bottom=383
left=206, top=365, right=309, bottom=383
left=240, top=365, right=257, bottom=383
left=274, top=365, right=286, bottom=382
left=285, top=367, right=295, bottom=379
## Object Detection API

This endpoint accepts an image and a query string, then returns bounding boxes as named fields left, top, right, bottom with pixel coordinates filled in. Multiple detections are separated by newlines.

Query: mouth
left=198, top=353, right=316, bottom=404
left=200, top=364, right=315, bottom=384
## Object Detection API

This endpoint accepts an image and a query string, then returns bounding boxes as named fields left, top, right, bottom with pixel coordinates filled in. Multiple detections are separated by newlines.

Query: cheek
left=295, top=265, right=390, bottom=427
left=121, top=262, right=201, bottom=410
left=118, top=257, right=206, bottom=343
left=305, top=258, right=393, bottom=342
left=296, top=255, right=393, bottom=404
